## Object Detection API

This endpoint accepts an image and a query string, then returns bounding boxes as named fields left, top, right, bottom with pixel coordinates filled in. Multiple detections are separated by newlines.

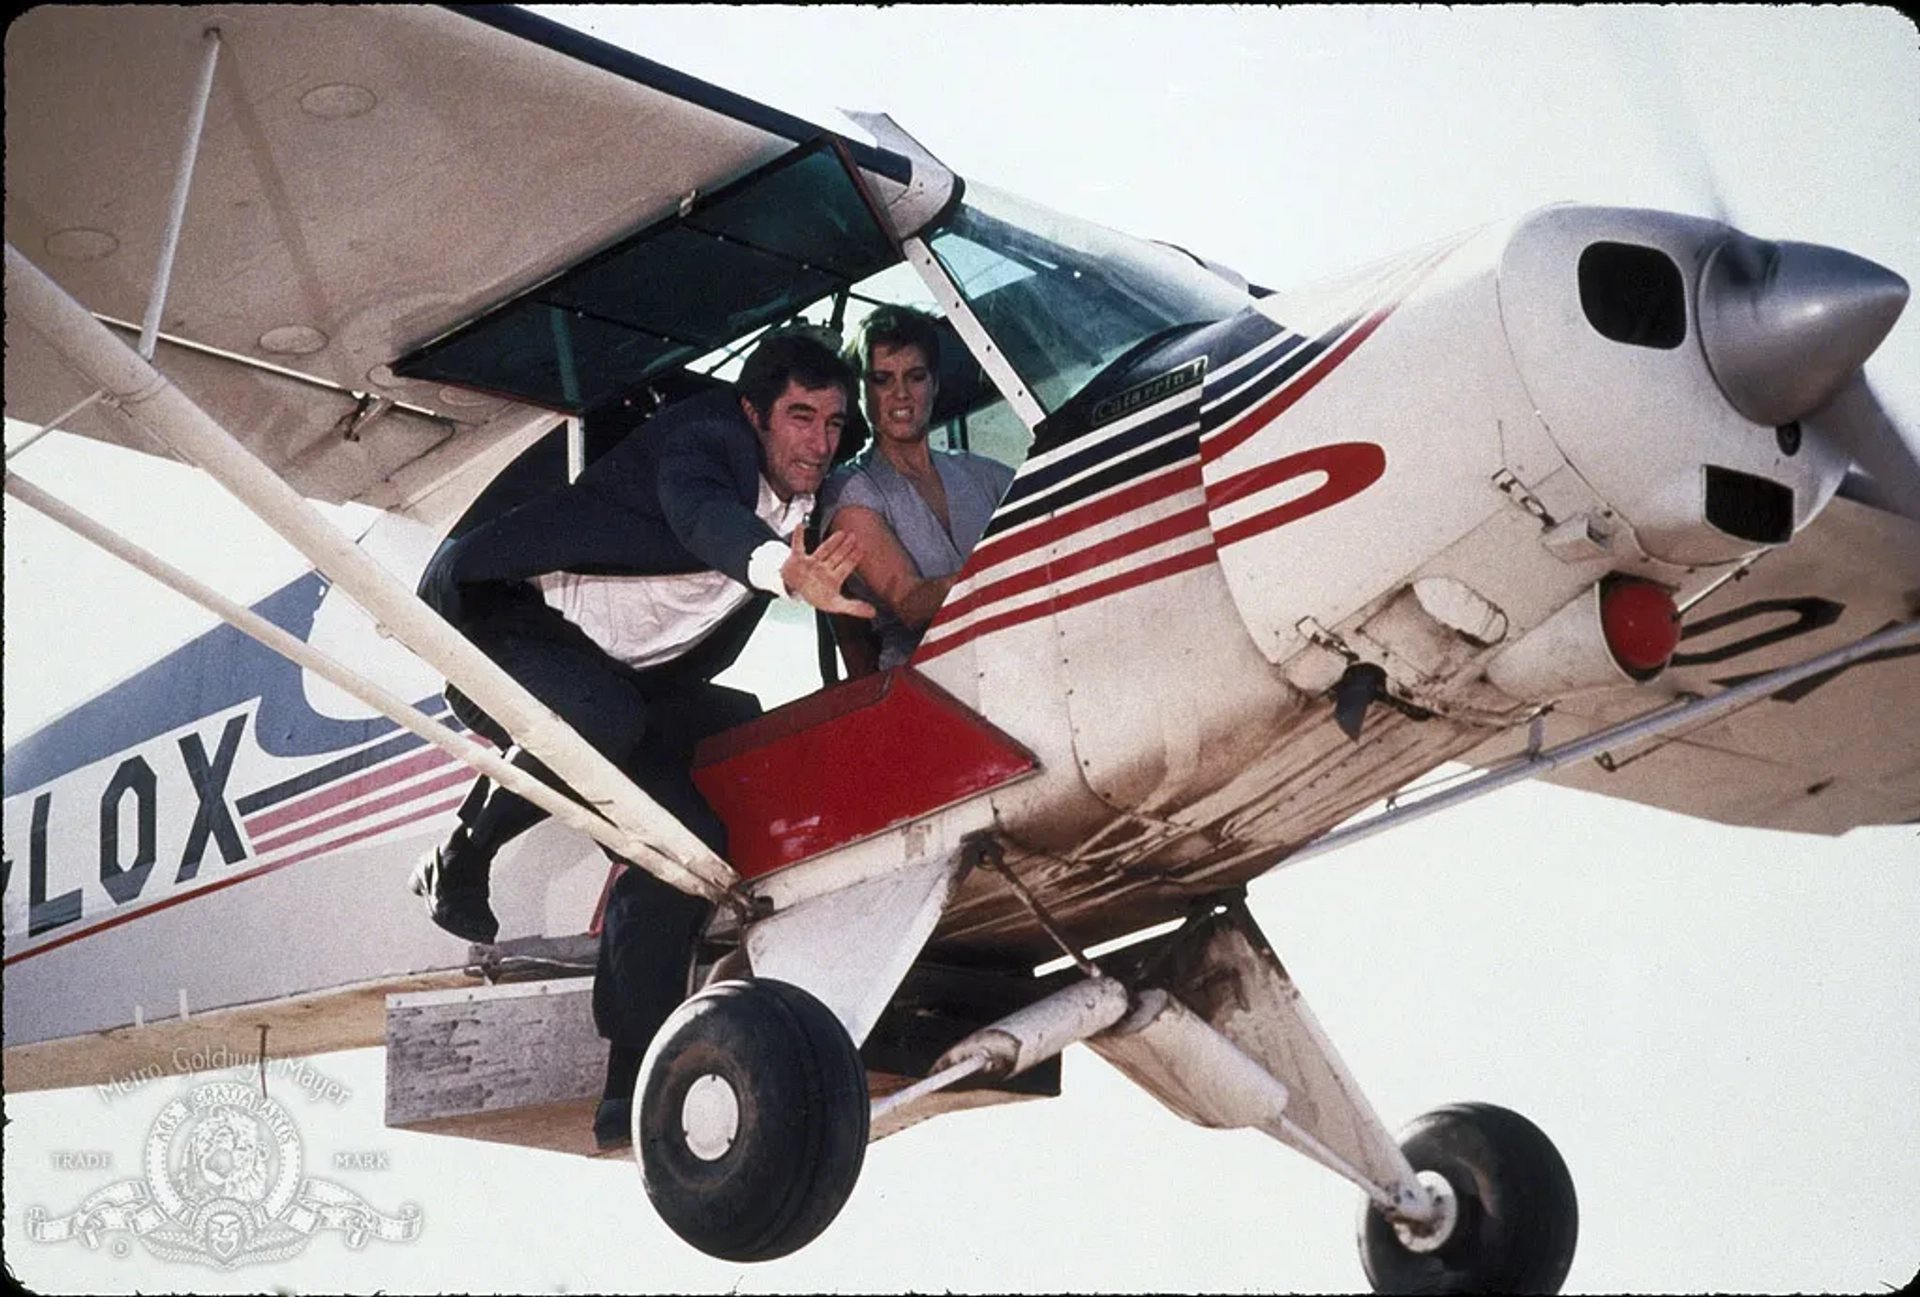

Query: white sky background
left=4, top=5, right=1918, bottom=1293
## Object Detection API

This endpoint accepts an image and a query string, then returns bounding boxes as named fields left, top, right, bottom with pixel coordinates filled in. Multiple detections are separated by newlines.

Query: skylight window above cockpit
left=392, top=142, right=899, bottom=412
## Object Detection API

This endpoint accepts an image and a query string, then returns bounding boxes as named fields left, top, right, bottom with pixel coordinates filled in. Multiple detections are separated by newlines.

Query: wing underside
left=1465, top=495, right=1920, bottom=834
left=4, top=5, right=906, bottom=509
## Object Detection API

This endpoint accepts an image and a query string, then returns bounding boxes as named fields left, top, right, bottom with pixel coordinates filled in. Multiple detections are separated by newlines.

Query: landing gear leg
left=1077, top=899, right=1579, bottom=1293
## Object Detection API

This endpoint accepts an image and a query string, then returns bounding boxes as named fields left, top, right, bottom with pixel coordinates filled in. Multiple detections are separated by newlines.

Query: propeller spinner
left=1699, top=232, right=1920, bottom=522
left=1697, top=233, right=1907, bottom=427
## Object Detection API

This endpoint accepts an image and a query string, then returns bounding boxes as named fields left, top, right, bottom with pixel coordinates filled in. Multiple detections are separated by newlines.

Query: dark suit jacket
left=419, top=388, right=781, bottom=679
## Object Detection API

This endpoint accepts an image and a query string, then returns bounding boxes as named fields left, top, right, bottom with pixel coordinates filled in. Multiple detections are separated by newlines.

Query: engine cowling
left=1495, top=206, right=1892, bottom=567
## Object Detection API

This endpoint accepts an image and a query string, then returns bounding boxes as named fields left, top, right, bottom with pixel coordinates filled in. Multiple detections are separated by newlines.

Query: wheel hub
left=681, top=1073, right=741, bottom=1161
left=1392, top=1170, right=1459, bottom=1254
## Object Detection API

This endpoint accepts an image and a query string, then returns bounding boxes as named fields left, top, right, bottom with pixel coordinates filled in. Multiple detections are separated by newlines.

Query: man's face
left=744, top=379, right=848, bottom=500
left=863, top=342, right=938, bottom=447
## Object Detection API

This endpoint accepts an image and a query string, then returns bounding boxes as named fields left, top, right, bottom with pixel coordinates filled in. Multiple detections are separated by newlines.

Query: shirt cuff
left=747, top=539, right=793, bottom=599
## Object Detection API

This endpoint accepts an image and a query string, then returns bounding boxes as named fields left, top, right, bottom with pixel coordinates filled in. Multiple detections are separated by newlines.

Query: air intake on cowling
left=1704, top=465, right=1794, bottom=545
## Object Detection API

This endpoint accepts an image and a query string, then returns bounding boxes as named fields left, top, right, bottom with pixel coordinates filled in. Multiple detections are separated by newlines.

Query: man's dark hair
left=736, top=329, right=856, bottom=419
left=848, top=304, right=943, bottom=373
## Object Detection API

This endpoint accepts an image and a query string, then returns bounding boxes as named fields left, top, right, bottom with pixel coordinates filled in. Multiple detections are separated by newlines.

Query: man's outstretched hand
left=782, top=527, right=877, bottom=617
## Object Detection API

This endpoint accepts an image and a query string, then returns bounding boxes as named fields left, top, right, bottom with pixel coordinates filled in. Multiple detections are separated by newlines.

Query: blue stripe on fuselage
left=233, top=729, right=430, bottom=816
left=3, top=573, right=444, bottom=794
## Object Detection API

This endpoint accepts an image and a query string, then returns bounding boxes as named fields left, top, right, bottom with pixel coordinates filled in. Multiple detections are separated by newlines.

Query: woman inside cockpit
left=820, top=305, right=1014, bottom=676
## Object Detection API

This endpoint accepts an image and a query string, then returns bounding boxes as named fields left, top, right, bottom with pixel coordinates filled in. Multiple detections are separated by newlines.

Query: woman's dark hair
left=847, top=304, right=943, bottom=373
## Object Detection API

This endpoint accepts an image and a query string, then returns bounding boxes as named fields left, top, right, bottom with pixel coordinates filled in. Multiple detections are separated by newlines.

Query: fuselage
left=902, top=203, right=1853, bottom=961
left=0, top=200, right=1875, bottom=1042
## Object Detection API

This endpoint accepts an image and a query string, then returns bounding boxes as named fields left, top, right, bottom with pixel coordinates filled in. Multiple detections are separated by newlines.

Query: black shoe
left=408, top=837, right=499, bottom=945
left=593, top=1097, right=633, bottom=1151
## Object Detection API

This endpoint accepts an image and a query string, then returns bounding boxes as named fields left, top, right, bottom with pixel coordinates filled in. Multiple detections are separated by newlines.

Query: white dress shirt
left=533, top=478, right=809, bottom=670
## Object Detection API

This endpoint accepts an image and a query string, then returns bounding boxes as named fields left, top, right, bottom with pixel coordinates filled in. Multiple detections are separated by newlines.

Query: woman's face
left=863, top=341, right=938, bottom=446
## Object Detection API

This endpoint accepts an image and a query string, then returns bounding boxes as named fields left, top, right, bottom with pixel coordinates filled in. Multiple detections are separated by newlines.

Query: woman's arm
left=827, top=504, right=953, bottom=629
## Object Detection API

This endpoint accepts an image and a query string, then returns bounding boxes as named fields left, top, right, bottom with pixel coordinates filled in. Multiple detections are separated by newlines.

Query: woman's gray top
left=820, top=446, right=1016, bottom=668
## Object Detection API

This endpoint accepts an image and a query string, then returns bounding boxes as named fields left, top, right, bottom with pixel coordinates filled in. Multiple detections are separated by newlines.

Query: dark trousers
left=447, top=593, right=760, bottom=1051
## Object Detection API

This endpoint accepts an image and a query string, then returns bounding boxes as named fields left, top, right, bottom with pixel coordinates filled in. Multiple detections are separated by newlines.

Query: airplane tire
left=1358, top=1102, right=1578, bottom=1295
left=637, top=978, right=869, bottom=1262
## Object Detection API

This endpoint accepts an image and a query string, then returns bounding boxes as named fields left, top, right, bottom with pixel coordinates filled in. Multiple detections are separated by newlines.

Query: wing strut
left=4, top=242, right=739, bottom=908
left=8, top=26, right=219, bottom=462
left=1273, top=617, right=1920, bottom=870
left=139, top=24, right=221, bottom=360
left=1, top=471, right=720, bottom=904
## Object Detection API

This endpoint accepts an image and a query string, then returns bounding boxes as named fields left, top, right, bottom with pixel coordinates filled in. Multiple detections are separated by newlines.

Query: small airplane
left=6, top=7, right=1917, bottom=1291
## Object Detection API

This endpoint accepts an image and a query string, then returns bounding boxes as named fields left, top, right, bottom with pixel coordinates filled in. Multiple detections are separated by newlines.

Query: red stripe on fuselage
left=936, top=503, right=1212, bottom=636
left=1206, top=304, right=1395, bottom=461
left=243, top=745, right=458, bottom=836
left=1205, top=242, right=1458, bottom=461
left=940, top=463, right=1207, bottom=625
left=1208, top=442, right=1388, bottom=547
left=246, top=766, right=476, bottom=854
left=917, top=541, right=1216, bottom=662
left=966, top=457, right=1200, bottom=581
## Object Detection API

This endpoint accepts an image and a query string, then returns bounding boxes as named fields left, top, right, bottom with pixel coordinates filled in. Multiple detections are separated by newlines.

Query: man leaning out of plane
left=410, top=328, right=872, bottom=1148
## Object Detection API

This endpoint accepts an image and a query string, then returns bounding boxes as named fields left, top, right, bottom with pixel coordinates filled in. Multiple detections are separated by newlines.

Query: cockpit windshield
left=924, top=183, right=1251, bottom=414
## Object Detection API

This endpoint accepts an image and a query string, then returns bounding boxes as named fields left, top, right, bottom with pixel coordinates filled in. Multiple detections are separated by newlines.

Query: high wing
left=1, top=3, right=929, bottom=1075
left=1463, top=493, right=1920, bottom=833
left=3, top=4, right=915, bottom=517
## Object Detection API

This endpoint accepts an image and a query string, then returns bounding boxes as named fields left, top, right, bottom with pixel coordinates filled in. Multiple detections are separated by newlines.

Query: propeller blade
left=1591, top=11, right=1734, bottom=223
left=1811, top=373, right=1920, bottom=525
